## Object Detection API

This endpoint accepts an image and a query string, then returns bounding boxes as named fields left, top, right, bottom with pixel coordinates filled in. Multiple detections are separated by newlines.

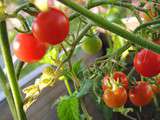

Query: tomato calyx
left=102, top=71, right=128, bottom=91
left=113, top=106, right=133, bottom=116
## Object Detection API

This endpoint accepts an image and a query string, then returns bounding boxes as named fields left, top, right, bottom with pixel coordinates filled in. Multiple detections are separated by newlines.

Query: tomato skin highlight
left=13, top=33, right=48, bottom=63
left=32, top=8, right=69, bottom=45
left=129, top=81, right=153, bottom=106
left=134, top=49, right=160, bottom=77
left=103, top=87, right=127, bottom=108
left=113, top=72, right=129, bottom=89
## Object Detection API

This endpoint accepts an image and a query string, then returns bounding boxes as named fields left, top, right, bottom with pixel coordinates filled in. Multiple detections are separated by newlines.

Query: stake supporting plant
left=0, top=21, right=27, bottom=120
left=59, top=0, right=160, bottom=53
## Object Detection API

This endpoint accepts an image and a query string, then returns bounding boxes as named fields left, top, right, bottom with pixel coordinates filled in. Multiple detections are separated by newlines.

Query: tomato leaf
left=72, top=60, right=82, bottom=75
left=57, top=96, right=80, bottom=120
left=40, top=47, right=61, bottom=65
left=77, top=79, right=93, bottom=97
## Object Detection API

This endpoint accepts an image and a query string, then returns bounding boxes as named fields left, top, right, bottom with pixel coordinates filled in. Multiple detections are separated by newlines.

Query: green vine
left=59, top=0, right=160, bottom=53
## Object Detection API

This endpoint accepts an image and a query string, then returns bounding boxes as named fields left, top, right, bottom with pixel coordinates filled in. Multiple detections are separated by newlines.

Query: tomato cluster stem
left=59, top=0, right=160, bottom=53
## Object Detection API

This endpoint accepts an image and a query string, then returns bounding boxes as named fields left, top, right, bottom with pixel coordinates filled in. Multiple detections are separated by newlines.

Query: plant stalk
left=0, top=21, right=27, bottom=120
left=0, top=67, right=18, bottom=120
left=64, top=79, right=72, bottom=96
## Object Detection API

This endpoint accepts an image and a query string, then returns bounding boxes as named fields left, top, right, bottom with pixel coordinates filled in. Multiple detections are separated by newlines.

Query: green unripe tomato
left=81, top=35, right=102, bottom=55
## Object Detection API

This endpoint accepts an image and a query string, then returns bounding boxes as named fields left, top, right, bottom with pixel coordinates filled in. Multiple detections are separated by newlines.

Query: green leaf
left=76, top=79, right=93, bottom=97
left=72, top=60, right=82, bottom=75
left=40, top=47, right=61, bottom=65
left=57, top=96, right=80, bottom=120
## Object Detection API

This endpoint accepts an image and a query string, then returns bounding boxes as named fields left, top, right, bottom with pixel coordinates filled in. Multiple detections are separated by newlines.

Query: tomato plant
left=13, top=33, right=48, bottom=63
left=81, top=35, right=102, bottom=55
left=129, top=81, right=153, bottom=106
left=103, top=87, right=127, bottom=108
left=1, top=0, right=160, bottom=120
left=134, top=49, right=160, bottom=77
left=32, top=7, right=69, bottom=45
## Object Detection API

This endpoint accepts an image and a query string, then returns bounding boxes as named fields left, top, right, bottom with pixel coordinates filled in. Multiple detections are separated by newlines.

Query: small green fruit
left=81, top=35, right=102, bottom=55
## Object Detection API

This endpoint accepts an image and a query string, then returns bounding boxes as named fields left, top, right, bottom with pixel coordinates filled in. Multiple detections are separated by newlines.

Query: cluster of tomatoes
left=13, top=7, right=69, bottom=63
left=102, top=45, right=160, bottom=109
left=102, top=71, right=160, bottom=109
left=102, top=26, right=160, bottom=108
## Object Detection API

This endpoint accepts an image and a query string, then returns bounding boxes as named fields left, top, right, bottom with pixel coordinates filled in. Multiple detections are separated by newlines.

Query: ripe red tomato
left=151, top=78, right=160, bottom=94
left=103, top=87, right=127, bottom=108
left=129, top=81, right=153, bottom=106
left=134, top=49, right=160, bottom=77
left=113, top=71, right=128, bottom=89
left=13, top=33, right=48, bottom=63
left=32, top=8, right=69, bottom=45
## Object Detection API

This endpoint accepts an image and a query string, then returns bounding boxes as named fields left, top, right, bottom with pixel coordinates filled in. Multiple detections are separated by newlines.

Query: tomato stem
left=0, top=21, right=27, bottom=120
left=0, top=67, right=18, bottom=120
left=59, top=0, right=160, bottom=53
left=69, top=0, right=147, bottom=21
left=153, top=95, right=159, bottom=110
left=15, top=61, right=25, bottom=80
left=64, top=78, right=72, bottom=96
left=127, top=67, right=136, bottom=88
left=80, top=99, right=92, bottom=120
left=97, top=43, right=131, bottom=61
left=134, top=19, right=160, bottom=33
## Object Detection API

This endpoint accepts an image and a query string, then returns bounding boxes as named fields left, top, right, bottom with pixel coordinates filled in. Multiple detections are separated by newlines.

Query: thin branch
left=61, top=24, right=92, bottom=65
left=96, top=43, right=131, bottom=61
left=69, top=0, right=147, bottom=21
left=134, top=19, right=160, bottom=33
left=15, top=61, right=25, bottom=80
